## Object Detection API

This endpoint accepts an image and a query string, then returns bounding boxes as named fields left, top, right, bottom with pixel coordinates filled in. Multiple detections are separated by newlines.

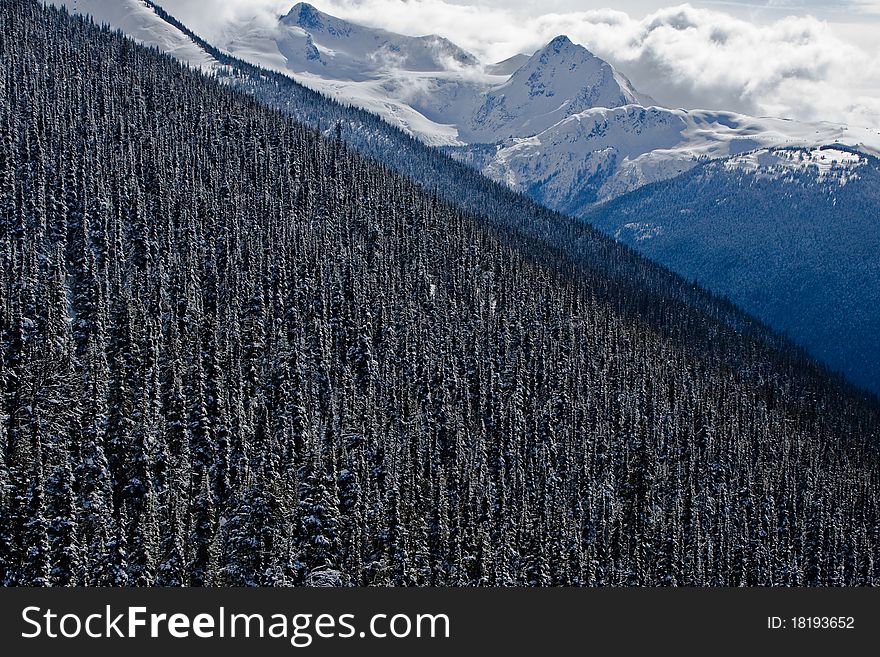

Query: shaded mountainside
left=2, top=1, right=880, bottom=587
left=585, top=147, right=880, bottom=393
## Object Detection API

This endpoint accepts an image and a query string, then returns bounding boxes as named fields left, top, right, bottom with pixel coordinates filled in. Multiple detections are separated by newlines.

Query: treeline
left=1, top=0, right=879, bottom=586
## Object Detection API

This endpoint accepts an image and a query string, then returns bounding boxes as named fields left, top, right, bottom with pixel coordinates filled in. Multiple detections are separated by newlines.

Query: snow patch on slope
left=291, top=72, right=464, bottom=146
left=51, top=0, right=220, bottom=72
left=485, top=54, right=531, bottom=76
left=615, top=222, right=664, bottom=242
left=725, top=146, right=868, bottom=186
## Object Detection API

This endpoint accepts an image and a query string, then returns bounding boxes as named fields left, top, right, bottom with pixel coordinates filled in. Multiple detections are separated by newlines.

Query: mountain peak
left=534, top=34, right=599, bottom=66
left=469, top=35, right=649, bottom=141
left=284, top=3, right=325, bottom=30
left=547, top=35, right=574, bottom=50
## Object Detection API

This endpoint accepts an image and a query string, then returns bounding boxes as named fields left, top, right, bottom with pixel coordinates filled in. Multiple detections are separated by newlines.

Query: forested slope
left=585, top=151, right=880, bottom=393
left=1, top=1, right=879, bottom=586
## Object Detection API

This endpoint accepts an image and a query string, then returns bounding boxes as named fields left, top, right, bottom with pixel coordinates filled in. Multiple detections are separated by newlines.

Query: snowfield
left=53, top=0, right=221, bottom=72
left=725, top=147, right=868, bottom=186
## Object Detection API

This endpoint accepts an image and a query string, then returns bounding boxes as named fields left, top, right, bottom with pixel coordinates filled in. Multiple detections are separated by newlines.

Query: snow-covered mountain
left=213, top=5, right=656, bottom=147
left=459, top=106, right=880, bottom=213
left=273, top=2, right=478, bottom=78
left=54, top=1, right=880, bottom=202
left=466, top=35, right=652, bottom=143
left=208, top=1, right=500, bottom=145
left=171, top=2, right=880, bottom=205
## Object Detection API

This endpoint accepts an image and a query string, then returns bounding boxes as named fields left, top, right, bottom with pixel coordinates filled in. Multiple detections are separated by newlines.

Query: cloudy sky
left=153, top=1, right=880, bottom=128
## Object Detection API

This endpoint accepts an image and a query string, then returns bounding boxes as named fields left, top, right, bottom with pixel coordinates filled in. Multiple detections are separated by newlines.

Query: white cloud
left=152, top=0, right=289, bottom=42
left=153, top=1, right=880, bottom=128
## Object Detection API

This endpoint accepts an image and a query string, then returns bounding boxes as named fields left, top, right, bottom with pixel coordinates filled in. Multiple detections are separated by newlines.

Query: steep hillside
left=2, top=1, right=880, bottom=587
